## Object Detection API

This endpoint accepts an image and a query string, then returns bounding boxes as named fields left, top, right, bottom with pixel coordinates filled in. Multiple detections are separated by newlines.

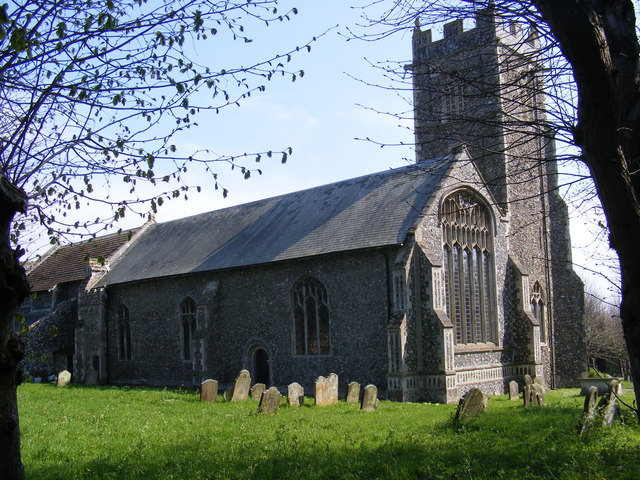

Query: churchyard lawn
left=18, top=383, right=639, bottom=480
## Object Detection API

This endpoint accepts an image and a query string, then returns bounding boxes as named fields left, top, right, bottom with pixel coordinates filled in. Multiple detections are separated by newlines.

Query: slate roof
left=27, top=229, right=138, bottom=292
left=97, top=159, right=452, bottom=287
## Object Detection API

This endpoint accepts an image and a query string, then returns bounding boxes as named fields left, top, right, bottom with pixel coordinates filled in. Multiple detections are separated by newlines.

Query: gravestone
left=315, top=373, right=338, bottom=406
left=523, top=374, right=533, bottom=407
left=251, top=383, right=266, bottom=401
left=287, top=382, right=304, bottom=407
left=230, top=369, right=251, bottom=402
left=346, top=382, right=361, bottom=404
left=453, top=388, right=487, bottom=423
left=360, top=384, right=379, bottom=412
left=258, top=387, right=281, bottom=415
left=200, top=379, right=218, bottom=402
left=508, top=381, right=519, bottom=401
left=600, top=380, right=620, bottom=427
left=56, top=370, right=71, bottom=388
left=578, top=386, right=599, bottom=436
left=531, top=383, right=545, bottom=406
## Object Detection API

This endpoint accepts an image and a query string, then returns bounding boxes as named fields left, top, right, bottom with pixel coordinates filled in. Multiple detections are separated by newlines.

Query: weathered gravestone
left=578, top=386, right=599, bottom=436
left=315, top=373, right=338, bottom=406
left=600, top=379, right=621, bottom=427
left=523, top=375, right=544, bottom=407
left=531, top=382, right=545, bottom=406
left=258, top=387, right=281, bottom=415
left=224, top=369, right=251, bottom=402
left=508, top=381, right=519, bottom=401
left=56, top=370, right=71, bottom=388
left=287, top=382, right=304, bottom=407
left=360, top=384, right=379, bottom=412
left=200, top=379, right=218, bottom=402
left=250, top=383, right=266, bottom=401
left=346, top=382, right=361, bottom=404
left=453, top=388, right=488, bottom=424
left=233, top=370, right=252, bottom=401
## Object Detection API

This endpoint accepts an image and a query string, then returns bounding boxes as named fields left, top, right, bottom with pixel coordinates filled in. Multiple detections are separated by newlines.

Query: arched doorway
left=253, top=348, right=270, bottom=386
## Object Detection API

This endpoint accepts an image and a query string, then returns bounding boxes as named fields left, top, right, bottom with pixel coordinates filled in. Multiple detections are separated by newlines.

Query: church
left=20, top=9, right=587, bottom=403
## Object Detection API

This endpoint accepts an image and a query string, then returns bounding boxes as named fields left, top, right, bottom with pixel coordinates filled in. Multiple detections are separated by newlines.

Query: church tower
left=410, top=8, right=587, bottom=387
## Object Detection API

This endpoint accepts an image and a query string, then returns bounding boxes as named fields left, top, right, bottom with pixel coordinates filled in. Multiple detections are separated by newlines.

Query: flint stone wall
left=103, top=250, right=389, bottom=393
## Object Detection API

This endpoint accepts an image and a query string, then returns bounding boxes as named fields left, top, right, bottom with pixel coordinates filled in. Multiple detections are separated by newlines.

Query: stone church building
left=20, top=10, right=586, bottom=403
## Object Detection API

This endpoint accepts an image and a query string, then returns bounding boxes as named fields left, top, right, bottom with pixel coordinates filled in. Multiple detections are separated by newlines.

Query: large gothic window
left=180, top=297, right=197, bottom=361
left=442, top=191, right=495, bottom=344
left=117, top=304, right=132, bottom=360
left=530, top=282, right=546, bottom=343
left=292, top=276, right=330, bottom=355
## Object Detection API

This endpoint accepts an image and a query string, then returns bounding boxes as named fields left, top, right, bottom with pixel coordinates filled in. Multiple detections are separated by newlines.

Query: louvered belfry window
left=442, top=191, right=495, bottom=344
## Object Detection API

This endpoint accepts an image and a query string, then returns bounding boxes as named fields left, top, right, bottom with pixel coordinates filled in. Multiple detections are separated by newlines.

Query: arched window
left=442, top=191, right=495, bottom=344
left=117, top=304, right=132, bottom=360
left=292, top=276, right=330, bottom=355
left=180, top=297, right=197, bottom=361
left=530, top=282, right=546, bottom=342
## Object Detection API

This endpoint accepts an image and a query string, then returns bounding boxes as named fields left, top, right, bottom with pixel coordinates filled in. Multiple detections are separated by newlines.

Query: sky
left=31, top=0, right=620, bottom=299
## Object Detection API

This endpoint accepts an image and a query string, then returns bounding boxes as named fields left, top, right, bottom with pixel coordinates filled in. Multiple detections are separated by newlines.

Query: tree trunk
left=532, top=0, right=640, bottom=420
left=0, top=175, right=29, bottom=480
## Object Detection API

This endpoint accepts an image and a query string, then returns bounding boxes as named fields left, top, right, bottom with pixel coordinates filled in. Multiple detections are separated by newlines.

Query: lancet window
left=442, top=191, right=495, bottom=344
left=117, top=304, right=132, bottom=360
left=180, top=297, right=197, bottom=361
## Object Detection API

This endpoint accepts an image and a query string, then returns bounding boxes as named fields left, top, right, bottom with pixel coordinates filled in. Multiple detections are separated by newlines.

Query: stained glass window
left=441, top=191, right=495, bottom=344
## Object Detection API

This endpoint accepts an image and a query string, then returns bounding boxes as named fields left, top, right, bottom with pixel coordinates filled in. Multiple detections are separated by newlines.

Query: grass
left=18, top=383, right=640, bottom=480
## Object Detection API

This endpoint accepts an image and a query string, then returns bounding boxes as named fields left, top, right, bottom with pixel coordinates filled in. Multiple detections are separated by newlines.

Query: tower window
left=442, top=80, right=468, bottom=120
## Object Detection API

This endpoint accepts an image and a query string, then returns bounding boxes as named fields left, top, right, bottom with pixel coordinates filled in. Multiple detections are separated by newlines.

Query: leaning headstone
left=508, top=381, right=519, bottom=401
left=200, top=379, right=218, bottom=402
left=578, top=386, right=599, bottom=436
left=360, top=384, right=379, bottom=412
left=56, top=370, right=71, bottom=388
left=315, top=373, right=339, bottom=406
left=600, top=380, right=620, bottom=427
left=287, top=382, right=304, bottom=407
left=531, top=383, right=545, bottom=406
left=453, top=388, right=488, bottom=424
left=524, top=374, right=533, bottom=387
left=250, top=383, right=266, bottom=401
left=230, top=369, right=251, bottom=402
left=258, top=387, right=281, bottom=415
left=346, top=382, right=361, bottom=404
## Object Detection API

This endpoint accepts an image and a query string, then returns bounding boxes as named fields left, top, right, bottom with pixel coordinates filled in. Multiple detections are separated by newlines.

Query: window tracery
left=530, top=282, right=546, bottom=342
left=441, top=191, right=495, bottom=344
left=292, top=276, right=330, bottom=355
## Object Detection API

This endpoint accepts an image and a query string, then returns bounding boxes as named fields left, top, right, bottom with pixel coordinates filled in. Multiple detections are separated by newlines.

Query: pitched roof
left=27, top=229, right=138, bottom=292
left=97, top=159, right=452, bottom=287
